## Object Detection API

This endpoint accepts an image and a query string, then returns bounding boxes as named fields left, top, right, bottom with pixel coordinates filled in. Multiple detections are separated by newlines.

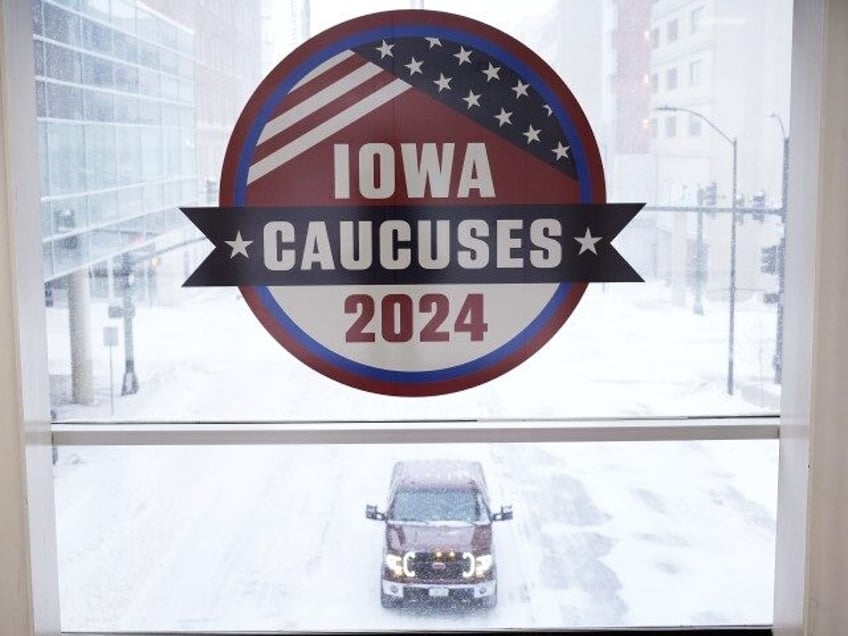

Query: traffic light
left=702, top=182, right=717, bottom=206
left=751, top=191, right=767, bottom=221
left=761, top=244, right=779, bottom=274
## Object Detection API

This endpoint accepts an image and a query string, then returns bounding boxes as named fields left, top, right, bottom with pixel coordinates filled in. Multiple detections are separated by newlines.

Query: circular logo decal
left=182, top=11, right=642, bottom=396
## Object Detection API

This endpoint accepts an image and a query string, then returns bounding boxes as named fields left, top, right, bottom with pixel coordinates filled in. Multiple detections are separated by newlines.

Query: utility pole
left=656, top=105, right=739, bottom=395
left=727, top=138, right=738, bottom=395
left=770, top=113, right=789, bottom=384
left=108, top=252, right=138, bottom=395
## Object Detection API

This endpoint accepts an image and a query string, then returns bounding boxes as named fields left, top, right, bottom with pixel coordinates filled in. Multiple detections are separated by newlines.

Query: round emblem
left=184, top=10, right=641, bottom=396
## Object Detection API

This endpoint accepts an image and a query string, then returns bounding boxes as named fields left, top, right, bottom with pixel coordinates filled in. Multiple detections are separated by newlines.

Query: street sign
left=103, top=325, right=118, bottom=347
left=182, top=10, right=642, bottom=396
left=103, top=325, right=118, bottom=415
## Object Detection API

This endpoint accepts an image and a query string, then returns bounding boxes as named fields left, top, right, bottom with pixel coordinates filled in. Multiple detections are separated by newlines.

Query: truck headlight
left=475, top=554, right=493, bottom=577
left=402, top=551, right=417, bottom=577
left=462, top=552, right=494, bottom=578
left=384, top=553, right=403, bottom=577
left=462, top=552, right=474, bottom=578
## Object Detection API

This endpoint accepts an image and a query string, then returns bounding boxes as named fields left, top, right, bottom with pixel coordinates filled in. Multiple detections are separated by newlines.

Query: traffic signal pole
left=116, top=252, right=138, bottom=395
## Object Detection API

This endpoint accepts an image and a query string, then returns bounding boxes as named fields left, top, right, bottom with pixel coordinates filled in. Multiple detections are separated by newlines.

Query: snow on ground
left=48, top=270, right=781, bottom=422
left=50, top=263, right=780, bottom=631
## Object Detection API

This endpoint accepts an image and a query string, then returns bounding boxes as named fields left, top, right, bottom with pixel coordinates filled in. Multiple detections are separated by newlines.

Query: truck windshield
left=390, top=488, right=487, bottom=523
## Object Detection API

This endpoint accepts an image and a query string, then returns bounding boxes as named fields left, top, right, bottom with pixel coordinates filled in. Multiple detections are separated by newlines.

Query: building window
left=692, top=5, right=705, bottom=33
left=666, top=66, right=678, bottom=90
left=690, top=59, right=704, bottom=86
left=650, top=117, right=658, bottom=137
left=650, top=72, right=659, bottom=92
left=665, top=115, right=677, bottom=137
left=651, top=26, right=660, bottom=48
left=667, top=17, right=679, bottom=42
left=689, top=113, right=703, bottom=136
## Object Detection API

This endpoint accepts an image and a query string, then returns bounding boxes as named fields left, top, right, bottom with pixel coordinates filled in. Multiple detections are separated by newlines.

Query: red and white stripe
left=247, top=51, right=412, bottom=185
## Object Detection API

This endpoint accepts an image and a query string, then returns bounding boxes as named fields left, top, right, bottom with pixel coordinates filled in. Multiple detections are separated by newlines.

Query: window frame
left=3, top=0, right=838, bottom=634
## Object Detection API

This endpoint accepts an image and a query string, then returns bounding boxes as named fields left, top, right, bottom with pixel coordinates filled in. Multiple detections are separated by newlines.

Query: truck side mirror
left=492, top=505, right=513, bottom=521
left=365, top=504, right=386, bottom=521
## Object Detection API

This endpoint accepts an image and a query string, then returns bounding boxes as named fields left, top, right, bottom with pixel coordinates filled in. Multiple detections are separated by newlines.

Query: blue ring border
left=232, top=22, right=595, bottom=385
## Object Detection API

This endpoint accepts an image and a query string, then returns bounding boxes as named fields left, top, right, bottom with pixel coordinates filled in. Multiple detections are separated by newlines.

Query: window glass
left=689, top=59, right=704, bottom=86
left=664, top=115, right=677, bottom=138
left=83, top=89, right=114, bottom=121
left=46, top=82, right=84, bottom=120
left=82, top=19, right=113, bottom=55
left=666, top=18, right=678, bottom=42
left=36, top=0, right=791, bottom=423
left=33, top=0, right=44, bottom=35
left=689, top=114, right=703, bottom=137
left=44, top=2, right=82, bottom=47
left=665, top=66, right=678, bottom=90
left=113, top=30, right=138, bottom=63
left=45, top=42, right=81, bottom=83
left=84, top=124, right=117, bottom=190
left=83, top=0, right=110, bottom=23
left=35, top=0, right=793, bottom=632
left=691, top=6, right=704, bottom=33
left=46, top=121, right=86, bottom=195
left=82, top=55, right=114, bottom=88
left=53, top=441, right=778, bottom=631
left=111, top=0, right=136, bottom=33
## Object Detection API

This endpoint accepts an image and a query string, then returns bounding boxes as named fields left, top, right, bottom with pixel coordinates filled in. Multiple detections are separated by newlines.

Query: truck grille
left=413, top=552, right=469, bottom=581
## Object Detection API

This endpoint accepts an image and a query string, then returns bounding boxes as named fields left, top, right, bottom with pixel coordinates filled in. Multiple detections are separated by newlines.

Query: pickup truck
left=366, top=459, right=513, bottom=608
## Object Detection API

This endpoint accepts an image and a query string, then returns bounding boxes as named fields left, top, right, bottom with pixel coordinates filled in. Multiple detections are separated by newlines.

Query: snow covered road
left=51, top=269, right=779, bottom=631
left=55, top=440, right=776, bottom=631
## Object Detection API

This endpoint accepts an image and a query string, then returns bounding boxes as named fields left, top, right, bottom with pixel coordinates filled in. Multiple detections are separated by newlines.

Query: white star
left=482, top=62, right=501, bottom=82
left=433, top=73, right=452, bottom=92
left=376, top=40, right=394, bottom=58
left=512, top=79, right=530, bottom=98
left=425, top=37, right=442, bottom=48
left=454, top=46, right=472, bottom=65
left=404, top=57, right=423, bottom=76
left=543, top=104, right=553, bottom=116
left=552, top=141, right=570, bottom=161
left=225, top=231, right=252, bottom=259
left=462, top=90, right=481, bottom=109
left=494, top=108, right=513, bottom=127
left=522, top=124, right=541, bottom=144
left=574, top=227, right=602, bottom=255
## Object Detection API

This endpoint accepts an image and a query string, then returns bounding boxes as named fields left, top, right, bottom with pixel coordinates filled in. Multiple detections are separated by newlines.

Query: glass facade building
left=34, top=0, right=197, bottom=282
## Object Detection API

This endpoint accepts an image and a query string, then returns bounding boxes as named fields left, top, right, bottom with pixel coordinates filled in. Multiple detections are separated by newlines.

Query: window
left=21, top=0, right=795, bottom=632
left=667, top=17, right=679, bottom=42
left=665, top=114, right=678, bottom=137
left=689, top=113, right=703, bottom=136
left=690, top=58, right=704, bottom=86
left=665, top=66, right=678, bottom=90
left=692, top=5, right=705, bottom=33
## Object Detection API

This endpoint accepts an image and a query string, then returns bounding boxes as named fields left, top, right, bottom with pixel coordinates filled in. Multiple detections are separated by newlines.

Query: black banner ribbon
left=180, top=203, right=644, bottom=287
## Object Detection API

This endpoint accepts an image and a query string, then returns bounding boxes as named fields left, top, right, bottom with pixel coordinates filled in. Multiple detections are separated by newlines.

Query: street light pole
left=728, top=138, right=738, bottom=395
left=693, top=208, right=705, bottom=315
left=655, top=104, right=738, bottom=394
left=770, top=112, right=789, bottom=384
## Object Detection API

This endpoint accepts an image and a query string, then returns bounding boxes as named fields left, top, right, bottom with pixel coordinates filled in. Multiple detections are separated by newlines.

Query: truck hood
left=386, top=522, right=492, bottom=553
